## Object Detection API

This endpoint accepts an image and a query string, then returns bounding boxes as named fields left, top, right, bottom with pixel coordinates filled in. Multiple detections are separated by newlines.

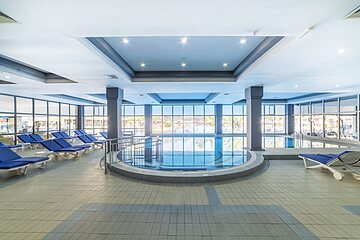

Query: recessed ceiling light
left=294, top=84, right=299, bottom=88
left=240, top=38, right=247, bottom=45
left=223, top=63, right=229, bottom=68
left=4, top=75, right=10, bottom=79
left=335, top=84, right=340, bottom=88
left=180, top=37, right=188, bottom=45
left=140, top=63, right=146, bottom=67
left=122, top=38, right=129, bottom=44
left=104, top=74, right=118, bottom=79
left=337, top=48, right=345, bottom=54
left=224, top=93, right=230, bottom=96
left=181, top=62, right=186, bottom=67
left=139, top=94, right=144, bottom=96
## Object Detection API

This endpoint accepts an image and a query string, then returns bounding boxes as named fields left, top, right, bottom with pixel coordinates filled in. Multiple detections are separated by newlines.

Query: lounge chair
left=51, top=132, right=67, bottom=139
left=40, top=140, right=84, bottom=159
left=0, top=141, right=25, bottom=150
left=77, top=135, right=105, bottom=148
left=74, top=130, right=83, bottom=136
left=80, top=130, right=88, bottom=135
left=299, top=151, right=360, bottom=180
left=29, top=133, right=46, bottom=142
left=100, top=132, right=108, bottom=139
left=53, top=138, right=91, bottom=151
left=0, top=147, right=50, bottom=175
left=59, top=131, right=77, bottom=139
left=17, top=134, right=43, bottom=149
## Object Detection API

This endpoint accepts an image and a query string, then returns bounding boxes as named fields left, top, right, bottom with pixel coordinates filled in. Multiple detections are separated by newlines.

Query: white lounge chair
left=299, top=151, right=360, bottom=181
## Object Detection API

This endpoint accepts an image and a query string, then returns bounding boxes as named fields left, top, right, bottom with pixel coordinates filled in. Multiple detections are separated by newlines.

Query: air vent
left=0, top=79, right=15, bottom=84
left=345, top=6, right=360, bottom=19
left=0, top=11, right=16, bottom=23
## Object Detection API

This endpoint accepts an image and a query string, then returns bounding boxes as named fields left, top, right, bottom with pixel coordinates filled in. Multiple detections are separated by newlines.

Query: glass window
left=163, top=106, right=172, bottom=115
left=152, top=106, right=162, bottom=115
left=340, top=97, right=358, bottom=112
left=0, top=95, right=14, bottom=112
left=173, top=116, right=183, bottom=134
left=312, top=102, right=323, bottom=114
left=301, top=104, right=310, bottom=115
left=135, top=106, right=144, bottom=115
left=205, top=116, right=215, bottom=133
left=0, top=113, right=15, bottom=134
left=205, top=105, right=214, bottom=115
left=233, top=105, right=242, bottom=115
left=163, top=116, right=172, bottom=134
left=184, top=106, right=193, bottom=115
left=324, top=100, right=338, bottom=113
left=294, top=105, right=300, bottom=115
left=61, top=104, right=70, bottom=115
left=275, top=105, right=285, bottom=115
left=194, top=106, right=204, bottom=115
left=340, top=114, right=358, bottom=140
left=17, top=114, right=33, bottom=134
left=49, top=102, right=60, bottom=115
left=194, top=116, right=204, bottom=133
left=84, top=106, right=93, bottom=116
left=16, top=97, right=33, bottom=113
left=125, top=106, right=134, bottom=115
left=152, top=116, right=162, bottom=134
left=311, top=115, right=323, bottom=136
left=70, top=105, right=77, bottom=116
left=34, top=115, right=47, bottom=132
left=222, top=116, right=232, bottom=134
left=35, top=100, right=47, bottom=114
left=222, top=105, right=232, bottom=115
left=49, top=116, right=59, bottom=131
left=183, top=116, right=193, bottom=134
left=324, top=115, right=338, bottom=138
left=173, top=106, right=183, bottom=115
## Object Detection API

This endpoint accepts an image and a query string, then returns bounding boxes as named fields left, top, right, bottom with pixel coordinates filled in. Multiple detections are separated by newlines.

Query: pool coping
left=109, top=150, right=264, bottom=183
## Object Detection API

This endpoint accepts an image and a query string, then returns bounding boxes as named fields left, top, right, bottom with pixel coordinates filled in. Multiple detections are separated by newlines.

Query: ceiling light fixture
left=140, top=63, right=146, bottom=67
left=4, top=75, right=10, bottom=79
left=180, top=37, right=188, bottom=45
left=122, top=38, right=129, bottom=44
left=294, top=84, right=299, bottom=88
left=335, top=84, right=340, bottom=88
left=224, top=93, right=230, bottom=96
left=223, top=63, right=228, bottom=68
left=337, top=48, right=345, bottom=54
left=240, top=38, right=247, bottom=45
left=298, top=26, right=315, bottom=39
left=181, top=62, right=186, bottom=67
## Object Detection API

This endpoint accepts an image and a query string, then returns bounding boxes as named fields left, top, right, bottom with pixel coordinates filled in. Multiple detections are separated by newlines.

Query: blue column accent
left=215, top=104, right=222, bottom=135
left=144, top=105, right=152, bottom=136
left=245, top=86, right=263, bottom=151
left=106, top=87, right=123, bottom=139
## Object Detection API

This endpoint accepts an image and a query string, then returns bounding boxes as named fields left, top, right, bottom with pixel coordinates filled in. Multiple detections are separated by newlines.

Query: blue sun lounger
left=100, top=132, right=108, bottom=139
left=0, top=147, right=50, bottom=175
left=29, top=133, right=46, bottom=142
left=59, top=131, right=77, bottom=139
left=53, top=138, right=91, bottom=151
left=299, top=151, right=360, bottom=180
left=17, top=134, right=43, bottom=149
left=40, top=140, right=84, bottom=159
left=51, top=132, right=66, bottom=139
left=77, top=135, right=105, bottom=148
left=0, top=141, right=25, bottom=150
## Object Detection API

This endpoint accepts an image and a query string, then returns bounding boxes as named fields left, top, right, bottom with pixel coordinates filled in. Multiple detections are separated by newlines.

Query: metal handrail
left=102, top=135, right=162, bottom=174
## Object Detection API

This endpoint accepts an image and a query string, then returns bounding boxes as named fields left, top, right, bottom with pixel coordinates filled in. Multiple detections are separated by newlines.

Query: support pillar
left=215, top=104, right=222, bottom=135
left=245, top=86, right=263, bottom=151
left=77, top=105, right=84, bottom=131
left=214, top=104, right=223, bottom=165
left=144, top=105, right=152, bottom=160
left=106, top=87, right=123, bottom=139
left=286, top=104, right=294, bottom=135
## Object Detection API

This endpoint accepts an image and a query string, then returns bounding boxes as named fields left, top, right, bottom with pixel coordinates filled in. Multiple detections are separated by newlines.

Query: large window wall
left=152, top=105, right=215, bottom=135
left=122, top=105, right=145, bottom=136
left=262, top=104, right=286, bottom=134
left=222, top=105, right=246, bottom=134
left=294, top=96, right=359, bottom=141
left=0, top=94, right=78, bottom=144
left=84, top=105, right=107, bottom=134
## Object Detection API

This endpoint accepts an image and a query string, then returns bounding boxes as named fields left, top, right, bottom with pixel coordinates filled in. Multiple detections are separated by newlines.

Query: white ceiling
left=0, top=0, right=360, bottom=105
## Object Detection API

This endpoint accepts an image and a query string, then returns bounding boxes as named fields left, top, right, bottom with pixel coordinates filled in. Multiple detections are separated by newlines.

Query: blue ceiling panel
left=104, top=36, right=265, bottom=71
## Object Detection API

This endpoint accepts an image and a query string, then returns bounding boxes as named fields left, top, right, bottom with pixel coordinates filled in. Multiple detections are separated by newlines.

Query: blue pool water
left=125, top=136, right=346, bottom=171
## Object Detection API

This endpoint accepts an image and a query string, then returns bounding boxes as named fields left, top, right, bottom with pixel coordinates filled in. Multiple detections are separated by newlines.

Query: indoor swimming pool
left=124, top=136, right=346, bottom=171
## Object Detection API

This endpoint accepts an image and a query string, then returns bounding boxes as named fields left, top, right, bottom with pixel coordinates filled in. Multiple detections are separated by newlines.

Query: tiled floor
left=0, top=149, right=360, bottom=239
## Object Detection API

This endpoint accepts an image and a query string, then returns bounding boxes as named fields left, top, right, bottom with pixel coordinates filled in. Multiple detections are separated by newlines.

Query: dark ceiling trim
left=86, top=37, right=135, bottom=78
left=147, top=92, right=219, bottom=104
left=44, top=94, right=103, bottom=104
left=0, top=55, right=76, bottom=83
left=233, top=36, right=284, bottom=77
left=205, top=93, right=219, bottom=103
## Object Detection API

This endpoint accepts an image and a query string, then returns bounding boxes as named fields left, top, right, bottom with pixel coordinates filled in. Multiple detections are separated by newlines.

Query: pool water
left=125, top=136, right=346, bottom=171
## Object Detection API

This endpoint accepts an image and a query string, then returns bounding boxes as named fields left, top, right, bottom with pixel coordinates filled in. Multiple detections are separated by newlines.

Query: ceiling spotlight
left=294, top=84, right=299, bottom=88
left=181, top=62, right=186, bottom=67
left=180, top=37, right=188, bottom=45
left=140, top=63, right=146, bottom=67
left=139, top=94, right=144, bottom=96
left=337, top=48, right=345, bottom=54
left=335, top=84, right=340, bottom=88
left=240, top=38, right=247, bottom=45
left=122, top=38, right=129, bottom=44
left=104, top=74, right=118, bottom=79
left=223, top=63, right=229, bottom=68
left=224, top=93, right=230, bottom=96
left=4, top=75, right=10, bottom=79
